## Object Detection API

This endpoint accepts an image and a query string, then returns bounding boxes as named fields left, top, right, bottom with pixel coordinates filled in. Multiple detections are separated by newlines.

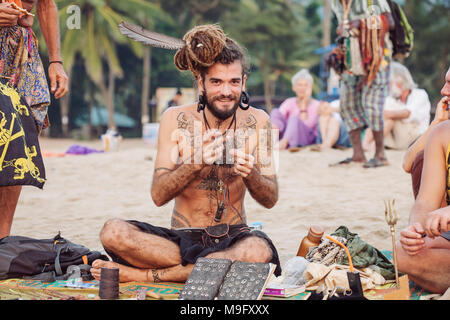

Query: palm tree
left=54, top=0, right=164, bottom=134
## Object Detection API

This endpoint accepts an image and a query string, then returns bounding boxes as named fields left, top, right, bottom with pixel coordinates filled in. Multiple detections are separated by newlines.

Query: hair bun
left=174, top=24, right=227, bottom=75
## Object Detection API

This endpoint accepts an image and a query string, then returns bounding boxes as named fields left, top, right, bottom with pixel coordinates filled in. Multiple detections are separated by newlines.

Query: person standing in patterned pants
left=0, top=0, right=68, bottom=238
left=330, top=0, right=395, bottom=168
left=340, top=65, right=391, bottom=167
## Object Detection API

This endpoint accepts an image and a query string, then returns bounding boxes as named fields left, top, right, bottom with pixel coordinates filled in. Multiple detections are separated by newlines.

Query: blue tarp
left=74, top=107, right=136, bottom=128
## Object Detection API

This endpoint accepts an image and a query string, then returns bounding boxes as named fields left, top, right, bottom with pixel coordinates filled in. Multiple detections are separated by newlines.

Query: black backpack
left=387, top=0, right=414, bottom=59
left=0, top=233, right=109, bottom=282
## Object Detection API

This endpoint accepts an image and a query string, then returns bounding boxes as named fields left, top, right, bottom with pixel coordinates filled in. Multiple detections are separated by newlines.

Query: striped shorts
left=339, top=64, right=391, bottom=132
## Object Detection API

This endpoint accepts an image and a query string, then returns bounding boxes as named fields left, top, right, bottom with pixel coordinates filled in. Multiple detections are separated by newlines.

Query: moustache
left=211, top=94, right=239, bottom=102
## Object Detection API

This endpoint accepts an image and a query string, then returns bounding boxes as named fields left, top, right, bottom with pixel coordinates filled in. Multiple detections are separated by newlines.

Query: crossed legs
left=90, top=219, right=274, bottom=283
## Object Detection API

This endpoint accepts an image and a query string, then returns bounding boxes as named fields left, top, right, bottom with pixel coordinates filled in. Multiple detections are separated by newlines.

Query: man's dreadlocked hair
left=174, top=24, right=250, bottom=79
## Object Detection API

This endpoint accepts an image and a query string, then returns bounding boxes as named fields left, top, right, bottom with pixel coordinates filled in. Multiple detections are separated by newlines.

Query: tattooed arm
left=151, top=108, right=199, bottom=206
left=232, top=112, right=278, bottom=209
left=244, top=169, right=278, bottom=209
left=151, top=166, right=202, bottom=207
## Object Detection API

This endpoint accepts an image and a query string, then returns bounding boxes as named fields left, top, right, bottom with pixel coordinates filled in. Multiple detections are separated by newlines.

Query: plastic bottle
left=250, top=221, right=263, bottom=231
left=296, top=225, right=324, bottom=257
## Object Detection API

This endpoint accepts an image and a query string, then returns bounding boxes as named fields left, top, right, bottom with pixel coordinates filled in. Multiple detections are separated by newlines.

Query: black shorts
left=106, top=220, right=282, bottom=277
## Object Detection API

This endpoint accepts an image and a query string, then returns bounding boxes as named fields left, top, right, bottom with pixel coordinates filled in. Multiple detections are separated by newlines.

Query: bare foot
left=90, top=259, right=150, bottom=283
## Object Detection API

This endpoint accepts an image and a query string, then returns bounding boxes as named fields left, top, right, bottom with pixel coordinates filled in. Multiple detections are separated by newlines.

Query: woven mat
left=0, top=278, right=183, bottom=300
left=0, top=251, right=435, bottom=300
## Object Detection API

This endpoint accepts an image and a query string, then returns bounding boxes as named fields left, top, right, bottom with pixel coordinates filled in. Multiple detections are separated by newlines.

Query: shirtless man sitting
left=396, top=67, right=450, bottom=294
left=90, top=25, right=281, bottom=282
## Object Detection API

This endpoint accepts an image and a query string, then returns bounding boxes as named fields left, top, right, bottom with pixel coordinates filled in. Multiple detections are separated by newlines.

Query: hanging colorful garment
left=0, top=79, right=46, bottom=188
left=360, top=14, right=389, bottom=86
left=0, top=25, right=51, bottom=133
left=348, top=35, right=364, bottom=76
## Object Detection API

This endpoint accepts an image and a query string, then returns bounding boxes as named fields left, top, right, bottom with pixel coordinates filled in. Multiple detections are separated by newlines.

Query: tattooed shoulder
left=237, top=114, right=257, bottom=130
left=176, top=112, right=190, bottom=129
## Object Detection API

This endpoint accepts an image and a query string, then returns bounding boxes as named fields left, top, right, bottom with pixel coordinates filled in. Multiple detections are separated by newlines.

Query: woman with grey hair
left=271, top=69, right=320, bottom=150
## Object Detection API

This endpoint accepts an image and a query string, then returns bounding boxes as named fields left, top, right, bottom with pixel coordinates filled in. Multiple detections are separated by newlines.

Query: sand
left=12, top=137, right=415, bottom=264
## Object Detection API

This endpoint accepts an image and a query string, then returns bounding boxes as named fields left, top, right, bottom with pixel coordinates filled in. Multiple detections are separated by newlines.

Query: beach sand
left=12, top=137, right=414, bottom=265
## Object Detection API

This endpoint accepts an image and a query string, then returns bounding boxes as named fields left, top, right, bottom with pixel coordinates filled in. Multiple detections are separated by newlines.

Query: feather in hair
left=118, top=21, right=185, bottom=50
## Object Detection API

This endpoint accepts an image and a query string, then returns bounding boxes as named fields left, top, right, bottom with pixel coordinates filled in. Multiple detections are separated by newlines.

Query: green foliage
left=401, top=0, right=450, bottom=105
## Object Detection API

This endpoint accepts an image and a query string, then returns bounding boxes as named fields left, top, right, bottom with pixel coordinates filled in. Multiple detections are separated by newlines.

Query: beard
left=205, top=91, right=240, bottom=120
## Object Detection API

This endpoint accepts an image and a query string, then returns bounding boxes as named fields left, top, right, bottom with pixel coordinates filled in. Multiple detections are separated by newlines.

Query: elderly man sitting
left=363, top=62, right=431, bottom=151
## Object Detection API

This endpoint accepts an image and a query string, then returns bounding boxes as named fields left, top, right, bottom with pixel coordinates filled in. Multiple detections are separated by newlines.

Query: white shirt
left=384, top=88, right=431, bottom=135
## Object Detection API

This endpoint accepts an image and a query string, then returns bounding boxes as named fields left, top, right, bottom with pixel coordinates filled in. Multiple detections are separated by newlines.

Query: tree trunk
left=322, top=0, right=331, bottom=47
left=261, top=49, right=273, bottom=113
left=106, top=69, right=116, bottom=131
left=263, top=75, right=273, bottom=113
left=141, top=46, right=151, bottom=127
left=60, top=73, right=71, bottom=137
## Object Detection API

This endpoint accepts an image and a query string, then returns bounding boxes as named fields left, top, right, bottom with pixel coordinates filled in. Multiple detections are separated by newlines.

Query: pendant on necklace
left=217, top=180, right=224, bottom=194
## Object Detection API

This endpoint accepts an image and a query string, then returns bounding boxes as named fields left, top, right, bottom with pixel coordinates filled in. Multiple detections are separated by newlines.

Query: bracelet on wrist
left=49, top=60, right=63, bottom=66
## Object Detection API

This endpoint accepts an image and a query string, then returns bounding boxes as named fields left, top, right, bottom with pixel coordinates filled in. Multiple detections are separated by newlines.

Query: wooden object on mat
left=382, top=275, right=411, bottom=300
left=384, top=199, right=400, bottom=288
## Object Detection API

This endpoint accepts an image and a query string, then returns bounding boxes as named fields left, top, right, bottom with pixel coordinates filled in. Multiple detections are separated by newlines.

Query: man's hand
left=337, top=19, right=360, bottom=36
left=201, top=129, right=224, bottom=165
left=0, top=3, right=20, bottom=27
left=48, top=62, right=68, bottom=99
left=424, top=208, right=450, bottom=239
left=18, top=14, right=33, bottom=27
left=433, top=96, right=449, bottom=124
left=399, top=222, right=426, bottom=255
left=230, top=149, right=255, bottom=178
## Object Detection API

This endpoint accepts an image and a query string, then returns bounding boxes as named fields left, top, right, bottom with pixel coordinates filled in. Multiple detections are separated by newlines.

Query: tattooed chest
left=176, top=112, right=258, bottom=150
left=196, top=166, right=237, bottom=195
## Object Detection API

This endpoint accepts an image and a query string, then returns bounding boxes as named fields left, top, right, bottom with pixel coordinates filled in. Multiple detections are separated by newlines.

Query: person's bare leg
left=0, top=186, right=22, bottom=239
left=91, top=220, right=273, bottom=283
left=372, top=130, right=387, bottom=162
left=383, top=118, right=395, bottom=136
left=362, top=128, right=374, bottom=152
left=97, top=219, right=183, bottom=268
left=318, top=115, right=330, bottom=147
left=396, top=237, right=450, bottom=293
left=90, top=218, right=185, bottom=282
left=348, top=128, right=366, bottom=162
left=321, top=117, right=340, bottom=150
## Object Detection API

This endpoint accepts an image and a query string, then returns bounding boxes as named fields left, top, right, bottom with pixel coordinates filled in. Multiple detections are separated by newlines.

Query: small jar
left=296, top=225, right=324, bottom=257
